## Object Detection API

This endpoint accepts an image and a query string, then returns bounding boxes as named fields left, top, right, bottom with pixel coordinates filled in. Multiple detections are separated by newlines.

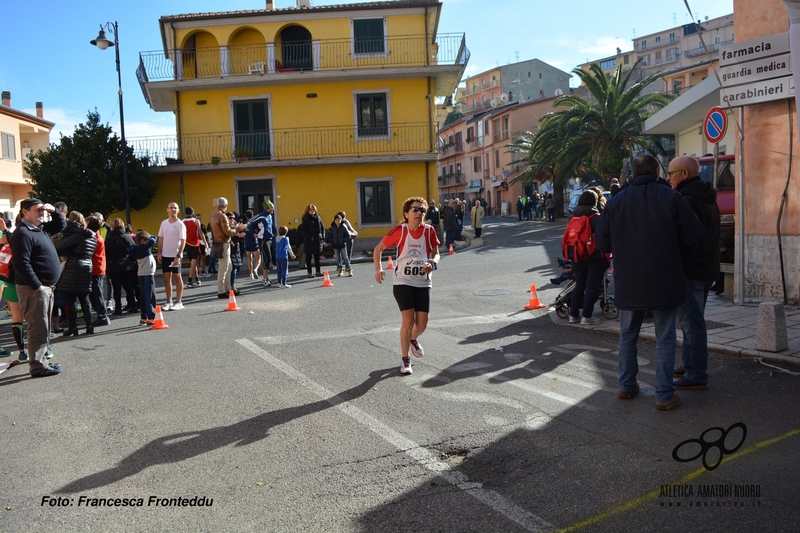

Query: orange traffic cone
left=151, top=305, right=169, bottom=329
left=321, top=270, right=334, bottom=287
left=448, top=244, right=455, bottom=255
left=524, top=284, right=546, bottom=310
left=224, top=290, right=242, bottom=312
left=386, top=256, right=394, bottom=269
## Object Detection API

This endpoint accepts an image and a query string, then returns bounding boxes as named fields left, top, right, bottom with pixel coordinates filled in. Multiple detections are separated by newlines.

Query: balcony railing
left=482, top=79, right=500, bottom=90
left=137, top=33, right=468, bottom=83
left=684, top=39, right=735, bottom=58
left=647, top=55, right=680, bottom=67
left=438, top=142, right=464, bottom=156
left=129, top=122, right=432, bottom=166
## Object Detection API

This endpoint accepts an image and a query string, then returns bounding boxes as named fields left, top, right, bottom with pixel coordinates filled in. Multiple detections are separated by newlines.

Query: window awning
left=464, top=187, right=483, bottom=193
left=490, top=181, right=505, bottom=188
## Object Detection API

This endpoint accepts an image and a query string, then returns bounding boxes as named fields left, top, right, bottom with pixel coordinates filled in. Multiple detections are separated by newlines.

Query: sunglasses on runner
left=410, top=206, right=426, bottom=213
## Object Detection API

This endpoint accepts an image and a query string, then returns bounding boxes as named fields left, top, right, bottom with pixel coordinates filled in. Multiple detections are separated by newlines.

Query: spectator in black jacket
left=667, top=156, right=720, bottom=390
left=105, top=218, right=137, bottom=315
left=425, top=200, right=442, bottom=241
left=56, top=212, right=97, bottom=337
left=443, top=199, right=458, bottom=249
left=10, top=198, right=66, bottom=377
left=595, top=154, right=704, bottom=411
left=328, top=214, right=352, bottom=277
left=299, top=204, right=325, bottom=278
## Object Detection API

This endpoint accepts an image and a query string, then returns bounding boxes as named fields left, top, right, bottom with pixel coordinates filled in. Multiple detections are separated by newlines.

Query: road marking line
left=556, top=427, right=800, bottom=533
left=237, top=338, right=553, bottom=532
left=253, top=313, right=523, bottom=345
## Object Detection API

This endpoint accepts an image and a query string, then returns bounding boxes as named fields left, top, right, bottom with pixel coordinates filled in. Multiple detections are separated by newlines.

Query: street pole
left=91, top=21, right=131, bottom=226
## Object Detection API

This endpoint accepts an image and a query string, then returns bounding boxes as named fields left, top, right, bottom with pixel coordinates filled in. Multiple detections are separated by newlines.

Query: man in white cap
left=10, top=198, right=66, bottom=377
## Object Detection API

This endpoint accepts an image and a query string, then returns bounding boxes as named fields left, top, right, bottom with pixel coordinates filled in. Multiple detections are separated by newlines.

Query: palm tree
left=510, top=60, right=672, bottom=190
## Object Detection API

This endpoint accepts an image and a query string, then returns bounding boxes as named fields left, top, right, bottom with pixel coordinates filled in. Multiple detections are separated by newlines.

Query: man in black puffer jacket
left=595, top=154, right=704, bottom=411
left=667, top=156, right=720, bottom=391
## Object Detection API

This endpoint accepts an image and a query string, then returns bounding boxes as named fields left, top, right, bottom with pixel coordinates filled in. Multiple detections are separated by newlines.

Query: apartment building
left=459, top=59, right=571, bottom=113
left=0, top=91, right=53, bottom=215
left=132, top=0, right=468, bottom=236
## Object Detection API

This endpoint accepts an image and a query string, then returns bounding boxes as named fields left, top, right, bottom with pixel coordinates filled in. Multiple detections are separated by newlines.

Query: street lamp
left=90, top=22, right=131, bottom=225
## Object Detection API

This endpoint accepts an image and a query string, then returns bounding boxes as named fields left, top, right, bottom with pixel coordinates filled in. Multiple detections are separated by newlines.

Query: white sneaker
left=250, top=273, right=257, bottom=280
left=195, top=280, right=202, bottom=287
left=568, top=316, right=579, bottom=324
left=409, top=339, right=424, bottom=358
left=400, top=357, right=413, bottom=375
left=171, top=302, right=184, bottom=310
left=262, top=279, right=271, bottom=287
left=283, top=284, right=292, bottom=288
left=162, top=302, right=172, bottom=311
left=581, top=316, right=599, bottom=325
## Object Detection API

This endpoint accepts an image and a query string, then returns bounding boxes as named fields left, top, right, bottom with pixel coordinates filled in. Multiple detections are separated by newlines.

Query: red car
left=698, top=154, right=735, bottom=229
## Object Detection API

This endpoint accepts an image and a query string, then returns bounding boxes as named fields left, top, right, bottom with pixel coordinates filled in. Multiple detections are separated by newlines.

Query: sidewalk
left=557, top=294, right=800, bottom=368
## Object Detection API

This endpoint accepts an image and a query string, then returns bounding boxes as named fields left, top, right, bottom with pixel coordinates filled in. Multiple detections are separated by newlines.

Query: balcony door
left=234, top=99, right=270, bottom=160
left=280, top=26, right=312, bottom=71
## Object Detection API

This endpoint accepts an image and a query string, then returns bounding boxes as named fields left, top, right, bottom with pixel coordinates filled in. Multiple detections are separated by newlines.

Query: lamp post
left=90, top=22, right=131, bottom=225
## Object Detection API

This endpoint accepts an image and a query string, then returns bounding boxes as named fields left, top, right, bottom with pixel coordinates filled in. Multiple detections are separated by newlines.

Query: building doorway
left=238, top=178, right=274, bottom=218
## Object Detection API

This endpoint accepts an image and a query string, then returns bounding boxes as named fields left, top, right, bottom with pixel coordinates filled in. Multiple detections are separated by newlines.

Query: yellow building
left=0, top=92, right=53, bottom=217
left=133, top=0, right=468, bottom=236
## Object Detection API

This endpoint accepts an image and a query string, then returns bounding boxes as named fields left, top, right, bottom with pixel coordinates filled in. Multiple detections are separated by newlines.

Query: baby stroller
left=601, top=262, right=619, bottom=319
left=551, top=257, right=618, bottom=319
left=551, top=257, right=576, bottom=319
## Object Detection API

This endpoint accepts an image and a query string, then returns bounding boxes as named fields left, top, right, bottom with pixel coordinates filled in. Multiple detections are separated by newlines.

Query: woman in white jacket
left=470, top=200, right=485, bottom=238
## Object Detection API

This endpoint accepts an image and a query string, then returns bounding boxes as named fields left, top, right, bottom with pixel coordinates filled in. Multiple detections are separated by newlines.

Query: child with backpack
left=562, top=190, right=608, bottom=325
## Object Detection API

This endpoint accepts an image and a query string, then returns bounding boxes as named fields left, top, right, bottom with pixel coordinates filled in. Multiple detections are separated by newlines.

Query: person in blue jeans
left=667, top=156, right=720, bottom=390
left=274, top=226, right=296, bottom=287
left=328, top=214, right=352, bottom=277
left=131, top=231, right=157, bottom=325
left=595, top=154, right=704, bottom=411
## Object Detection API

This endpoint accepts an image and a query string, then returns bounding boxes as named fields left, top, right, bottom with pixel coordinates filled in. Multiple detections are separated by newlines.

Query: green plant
left=234, top=147, right=253, bottom=159
left=211, top=156, right=221, bottom=165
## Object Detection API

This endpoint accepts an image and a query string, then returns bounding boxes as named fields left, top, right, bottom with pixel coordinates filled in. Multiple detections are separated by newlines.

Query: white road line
left=253, top=313, right=523, bottom=345
left=237, top=338, right=553, bottom=533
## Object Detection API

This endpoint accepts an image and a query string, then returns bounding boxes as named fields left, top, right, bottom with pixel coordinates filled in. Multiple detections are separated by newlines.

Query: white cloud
left=20, top=106, right=175, bottom=141
left=576, top=36, right=631, bottom=57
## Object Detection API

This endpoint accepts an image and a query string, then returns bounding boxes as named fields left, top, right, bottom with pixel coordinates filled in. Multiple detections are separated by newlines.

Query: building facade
left=0, top=92, right=53, bottom=217
left=132, top=0, right=467, bottom=236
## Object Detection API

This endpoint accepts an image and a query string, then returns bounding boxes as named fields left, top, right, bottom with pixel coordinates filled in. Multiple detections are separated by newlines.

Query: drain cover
left=474, top=289, right=511, bottom=296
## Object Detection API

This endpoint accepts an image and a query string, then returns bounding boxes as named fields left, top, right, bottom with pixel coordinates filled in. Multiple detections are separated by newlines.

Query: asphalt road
left=1, top=217, right=798, bottom=532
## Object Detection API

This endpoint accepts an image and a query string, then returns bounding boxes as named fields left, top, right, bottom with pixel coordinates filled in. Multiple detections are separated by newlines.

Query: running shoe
left=186, top=281, right=196, bottom=288
left=0, top=312, right=12, bottom=320
left=282, top=284, right=292, bottom=288
left=195, top=280, right=202, bottom=287
left=581, top=317, right=599, bottom=325
left=18, top=350, right=28, bottom=362
left=409, top=339, right=424, bottom=358
left=170, top=302, right=184, bottom=310
left=262, top=279, right=271, bottom=287
left=45, top=347, right=54, bottom=359
left=400, top=357, right=413, bottom=375
left=162, top=302, right=173, bottom=311
left=0, top=347, right=11, bottom=357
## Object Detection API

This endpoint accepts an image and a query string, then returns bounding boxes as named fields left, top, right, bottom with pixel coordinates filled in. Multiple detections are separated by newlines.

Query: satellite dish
left=490, top=98, right=498, bottom=107
left=500, top=94, right=508, bottom=103
left=554, top=88, right=563, bottom=96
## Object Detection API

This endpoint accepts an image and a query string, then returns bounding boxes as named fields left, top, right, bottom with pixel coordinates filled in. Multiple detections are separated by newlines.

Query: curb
left=552, top=312, right=800, bottom=369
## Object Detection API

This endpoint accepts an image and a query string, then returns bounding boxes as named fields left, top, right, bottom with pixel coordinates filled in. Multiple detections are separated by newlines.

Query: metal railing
left=137, top=33, right=468, bottom=82
left=684, top=39, right=734, bottom=58
left=438, top=142, right=464, bottom=156
left=129, top=122, right=433, bottom=165
left=482, top=79, right=500, bottom=90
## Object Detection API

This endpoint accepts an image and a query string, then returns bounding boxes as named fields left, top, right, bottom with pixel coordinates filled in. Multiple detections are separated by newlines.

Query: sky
left=0, top=0, right=733, bottom=141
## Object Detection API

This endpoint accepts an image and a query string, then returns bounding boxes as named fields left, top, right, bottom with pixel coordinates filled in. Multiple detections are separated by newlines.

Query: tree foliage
left=508, top=60, right=673, bottom=190
left=24, top=111, right=158, bottom=217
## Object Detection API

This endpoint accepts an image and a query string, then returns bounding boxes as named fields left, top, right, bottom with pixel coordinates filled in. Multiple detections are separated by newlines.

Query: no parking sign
left=704, top=107, right=728, bottom=144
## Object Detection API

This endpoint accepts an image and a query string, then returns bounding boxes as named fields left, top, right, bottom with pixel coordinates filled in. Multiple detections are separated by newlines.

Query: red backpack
left=561, top=214, right=597, bottom=263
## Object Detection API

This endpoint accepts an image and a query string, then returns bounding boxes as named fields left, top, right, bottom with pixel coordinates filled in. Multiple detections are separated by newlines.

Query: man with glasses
left=11, top=198, right=66, bottom=377
left=666, top=156, right=720, bottom=391
left=595, top=154, right=704, bottom=411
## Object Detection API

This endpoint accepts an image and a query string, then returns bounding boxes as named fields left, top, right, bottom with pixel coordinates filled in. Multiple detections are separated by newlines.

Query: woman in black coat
left=105, top=218, right=137, bottom=315
left=56, top=212, right=97, bottom=336
left=299, top=203, right=324, bottom=278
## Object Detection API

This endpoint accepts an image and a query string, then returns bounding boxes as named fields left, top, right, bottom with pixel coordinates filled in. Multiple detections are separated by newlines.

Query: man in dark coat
left=667, top=156, right=720, bottom=390
left=10, top=199, right=66, bottom=377
left=595, top=154, right=704, bottom=411
left=443, top=200, right=458, bottom=249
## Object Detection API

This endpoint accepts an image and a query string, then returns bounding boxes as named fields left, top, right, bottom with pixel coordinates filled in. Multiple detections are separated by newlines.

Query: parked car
left=698, top=154, right=735, bottom=230
left=567, top=188, right=611, bottom=215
